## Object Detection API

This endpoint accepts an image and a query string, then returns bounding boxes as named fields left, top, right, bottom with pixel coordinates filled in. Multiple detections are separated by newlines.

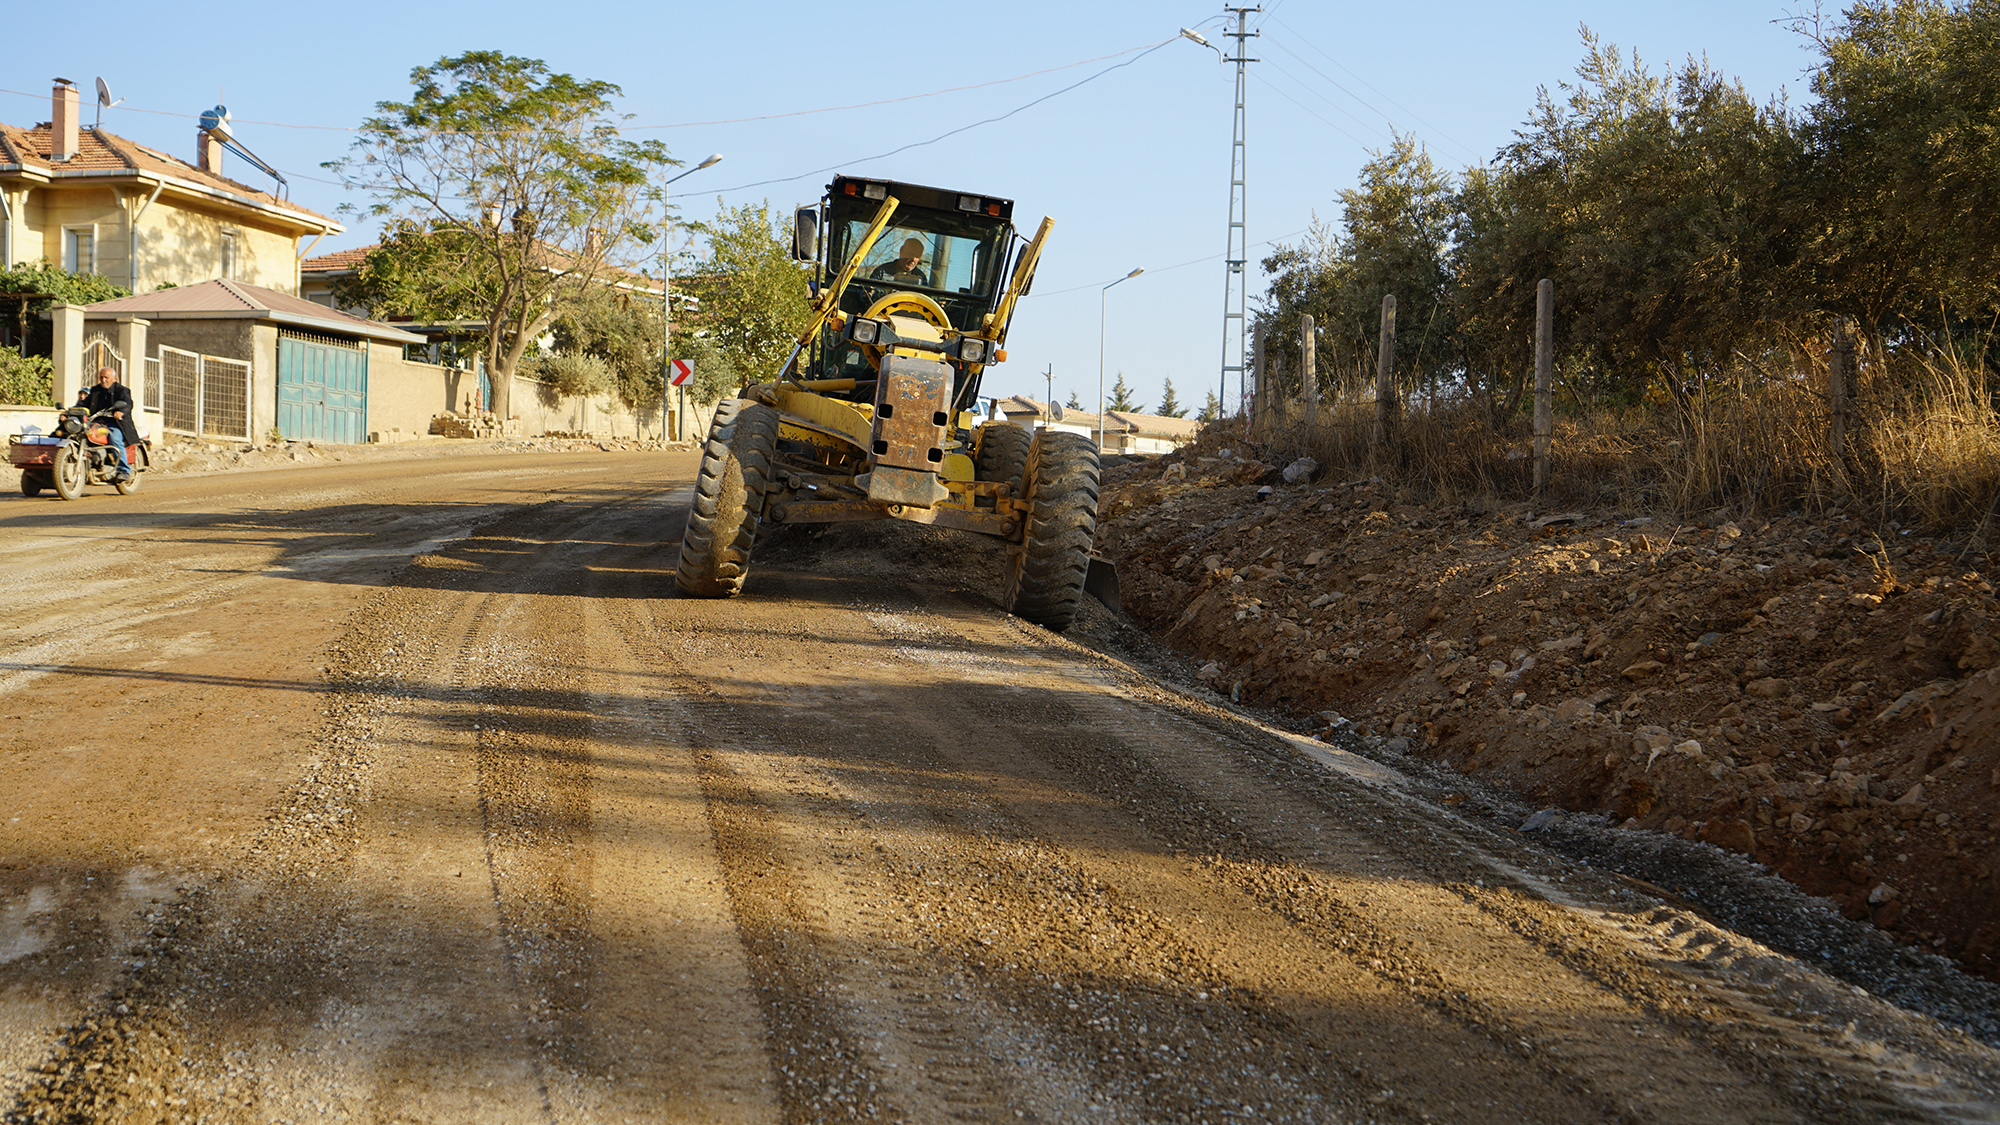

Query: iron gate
left=277, top=330, right=368, bottom=444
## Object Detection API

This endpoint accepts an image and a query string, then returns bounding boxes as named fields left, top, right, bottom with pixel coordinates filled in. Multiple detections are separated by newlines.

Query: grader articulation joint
left=673, top=174, right=1103, bottom=632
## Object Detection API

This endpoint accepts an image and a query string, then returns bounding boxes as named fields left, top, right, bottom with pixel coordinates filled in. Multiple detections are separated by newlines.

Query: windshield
left=829, top=210, right=1007, bottom=299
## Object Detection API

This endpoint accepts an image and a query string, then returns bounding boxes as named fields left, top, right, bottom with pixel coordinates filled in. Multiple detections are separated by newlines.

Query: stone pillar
left=48, top=303, right=86, bottom=405
left=116, top=316, right=150, bottom=437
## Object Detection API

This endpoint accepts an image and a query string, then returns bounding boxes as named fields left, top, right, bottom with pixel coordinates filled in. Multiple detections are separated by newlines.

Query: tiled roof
left=0, top=121, right=336, bottom=230
left=300, top=245, right=374, bottom=272
left=302, top=239, right=661, bottom=292
left=83, top=279, right=422, bottom=343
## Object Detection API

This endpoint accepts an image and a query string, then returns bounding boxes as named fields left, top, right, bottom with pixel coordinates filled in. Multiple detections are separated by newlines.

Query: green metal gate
left=277, top=330, right=368, bottom=443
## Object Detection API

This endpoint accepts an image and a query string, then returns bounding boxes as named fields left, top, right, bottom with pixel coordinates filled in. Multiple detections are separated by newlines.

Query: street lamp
left=661, top=152, right=723, bottom=441
left=1098, top=267, right=1143, bottom=451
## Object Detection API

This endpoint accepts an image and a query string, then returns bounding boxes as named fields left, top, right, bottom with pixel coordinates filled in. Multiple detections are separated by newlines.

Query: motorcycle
left=8, top=406, right=150, bottom=500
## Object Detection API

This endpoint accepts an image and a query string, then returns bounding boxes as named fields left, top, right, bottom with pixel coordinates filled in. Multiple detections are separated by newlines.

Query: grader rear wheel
left=1002, top=429, right=1100, bottom=632
left=675, top=398, right=780, bottom=598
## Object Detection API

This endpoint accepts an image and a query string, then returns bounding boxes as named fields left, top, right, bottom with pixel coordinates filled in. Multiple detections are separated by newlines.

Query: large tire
left=20, top=471, right=42, bottom=498
left=52, top=442, right=86, bottom=501
left=973, top=421, right=1031, bottom=502
left=1003, top=429, right=1100, bottom=632
left=675, top=398, right=780, bottom=597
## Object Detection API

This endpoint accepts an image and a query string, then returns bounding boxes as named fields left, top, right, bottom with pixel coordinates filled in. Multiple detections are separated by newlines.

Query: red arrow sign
left=670, top=359, right=693, bottom=386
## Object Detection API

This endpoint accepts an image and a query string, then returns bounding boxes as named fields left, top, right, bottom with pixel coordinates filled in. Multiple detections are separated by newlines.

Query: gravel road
left=1, top=448, right=1995, bottom=1123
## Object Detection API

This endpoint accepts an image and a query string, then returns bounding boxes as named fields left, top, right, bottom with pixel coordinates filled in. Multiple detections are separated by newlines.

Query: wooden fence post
left=1829, top=319, right=1851, bottom=461
left=1373, top=295, right=1396, bottom=447
left=1533, top=279, right=1553, bottom=492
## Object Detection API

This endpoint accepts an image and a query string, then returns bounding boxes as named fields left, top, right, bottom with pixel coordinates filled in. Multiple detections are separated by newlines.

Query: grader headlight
left=850, top=318, right=883, bottom=345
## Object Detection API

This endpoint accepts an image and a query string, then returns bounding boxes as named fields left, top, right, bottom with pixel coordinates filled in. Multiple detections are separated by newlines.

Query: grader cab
left=673, top=174, right=1101, bottom=631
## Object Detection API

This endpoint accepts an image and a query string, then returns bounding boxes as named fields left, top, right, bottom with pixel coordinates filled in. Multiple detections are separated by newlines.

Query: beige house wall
left=135, top=200, right=300, bottom=294
left=7, top=183, right=304, bottom=294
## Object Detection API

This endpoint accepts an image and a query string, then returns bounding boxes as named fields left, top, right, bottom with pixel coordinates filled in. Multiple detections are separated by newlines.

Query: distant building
left=988, top=395, right=1199, bottom=454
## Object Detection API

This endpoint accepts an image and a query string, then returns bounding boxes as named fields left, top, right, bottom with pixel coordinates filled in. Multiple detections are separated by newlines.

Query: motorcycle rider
left=75, top=366, right=137, bottom=482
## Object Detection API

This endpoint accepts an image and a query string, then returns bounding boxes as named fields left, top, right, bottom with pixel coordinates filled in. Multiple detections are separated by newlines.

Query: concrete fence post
left=1300, top=313, right=1318, bottom=427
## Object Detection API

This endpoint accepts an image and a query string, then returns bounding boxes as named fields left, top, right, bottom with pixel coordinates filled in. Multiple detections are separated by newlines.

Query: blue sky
left=8, top=1, right=1825, bottom=416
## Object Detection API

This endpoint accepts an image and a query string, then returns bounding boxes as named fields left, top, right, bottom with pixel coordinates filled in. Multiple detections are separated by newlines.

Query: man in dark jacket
left=76, top=366, right=136, bottom=481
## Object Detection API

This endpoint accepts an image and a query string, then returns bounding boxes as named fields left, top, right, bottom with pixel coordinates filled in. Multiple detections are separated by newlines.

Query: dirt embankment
left=1095, top=434, right=2000, bottom=982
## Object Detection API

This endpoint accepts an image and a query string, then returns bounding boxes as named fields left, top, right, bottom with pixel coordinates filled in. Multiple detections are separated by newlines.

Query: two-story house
left=0, top=79, right=340, bottom=295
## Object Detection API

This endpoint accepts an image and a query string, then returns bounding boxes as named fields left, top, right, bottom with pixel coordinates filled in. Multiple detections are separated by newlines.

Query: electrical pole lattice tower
left=1217, top=5, right=1259, bottom=418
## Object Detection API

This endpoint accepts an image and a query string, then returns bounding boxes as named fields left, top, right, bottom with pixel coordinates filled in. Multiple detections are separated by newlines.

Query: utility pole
left=1214, top=7, right=1258, bottom=418
left=1043, top=363, right=1055, bottom=428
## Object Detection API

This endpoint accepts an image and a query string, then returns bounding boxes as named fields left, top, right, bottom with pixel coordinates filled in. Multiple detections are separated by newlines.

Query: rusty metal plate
left=866, top=464, right=949, bottom=508
left=870, top=355, right=951, bottom=473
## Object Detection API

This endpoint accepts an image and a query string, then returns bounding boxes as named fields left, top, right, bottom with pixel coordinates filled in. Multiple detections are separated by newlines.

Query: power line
left=1267, top=16, right=1483, bottom=162
left=706, top=36, right=1181, bottom=196
left=1022, top=226, right=1311, bottom=298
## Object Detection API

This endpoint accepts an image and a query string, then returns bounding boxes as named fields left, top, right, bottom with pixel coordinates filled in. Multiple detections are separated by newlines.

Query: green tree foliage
left=552, top=283, right=665, bottom=410
left=523, top=350, right=612, bottom=399
left=0, top=350, right=55, bottom=406
left=0, top=264, right=128, bottom=405
left=1157, top=377, right=1187, bottom=419
left=1800, top=0, right=2000, bottom=334
left=1261, top=135, right=1457, bottom=402
left=1107, top=372, right=1143, bottom=413
left=328, top=51, right=673, bottom=418
left=1454, top=33, right=1799, bottom=407
left=1066, top=389, right=1083, bottom=410
left=681, top=201, right=813, bottom=391
left=1199, top=389, right=1222, bottom=423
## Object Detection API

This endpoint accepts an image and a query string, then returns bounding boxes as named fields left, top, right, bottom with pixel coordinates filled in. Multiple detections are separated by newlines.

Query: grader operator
left=674, top=175, right=1103, bottom=632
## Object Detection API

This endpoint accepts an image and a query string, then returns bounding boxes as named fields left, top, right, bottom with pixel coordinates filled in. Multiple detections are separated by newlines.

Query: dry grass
left=1218, top=352, right=2000, bottom=546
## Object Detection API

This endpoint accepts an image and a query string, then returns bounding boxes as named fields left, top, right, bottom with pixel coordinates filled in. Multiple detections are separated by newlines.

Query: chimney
left=197, top=128, right=223, bottom=174
left=51, top=79, right=79, bottom=162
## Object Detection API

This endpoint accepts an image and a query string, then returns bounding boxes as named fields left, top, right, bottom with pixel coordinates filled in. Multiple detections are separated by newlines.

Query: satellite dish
left=1049, top=401, right=1066, bottom=422
left=95, top=77, right=112, bottom=106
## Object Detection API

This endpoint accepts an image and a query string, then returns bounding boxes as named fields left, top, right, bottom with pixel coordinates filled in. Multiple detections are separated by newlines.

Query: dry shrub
left=1228, top=347, right=1997, bottom=542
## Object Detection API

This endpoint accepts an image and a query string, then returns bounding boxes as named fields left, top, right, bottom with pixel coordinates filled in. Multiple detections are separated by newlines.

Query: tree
left=1157, top=377, right=1187, bottom=418
left=1066, top=389, right=1083, bottom=410
left=1799, top=0, right=2000, bottom=336
left=552, top=283, right=665, bottom=411
left=682, top=200, right=813, bottom=390
left=1258, top=135, right=1457, bottom=404
left=1106, top=372, right=1143, bottom=413
left=328, top=51, right=673, bottom=418
left=1199, top=389, right=1222, bottom=422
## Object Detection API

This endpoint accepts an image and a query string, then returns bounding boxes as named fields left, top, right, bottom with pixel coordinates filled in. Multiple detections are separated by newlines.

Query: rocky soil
left=1094, top=428, right=2000, bottom=987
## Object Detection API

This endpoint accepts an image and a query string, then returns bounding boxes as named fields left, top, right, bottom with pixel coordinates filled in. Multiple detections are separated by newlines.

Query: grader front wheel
left=675, top=398, right=780, bottom=597
left=1002, top=429, right=1100, bottom=632
left=973, top=421, right=1031, bottom=500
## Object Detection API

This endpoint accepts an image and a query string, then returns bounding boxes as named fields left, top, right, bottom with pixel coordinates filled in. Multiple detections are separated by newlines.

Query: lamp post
left=661, top=153, right=723, bottom=442
left=1098, top=267, right=1143, bottom=451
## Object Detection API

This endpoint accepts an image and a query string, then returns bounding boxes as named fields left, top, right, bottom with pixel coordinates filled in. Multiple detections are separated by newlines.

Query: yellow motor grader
left=674, top=174, right=1104, bottom=632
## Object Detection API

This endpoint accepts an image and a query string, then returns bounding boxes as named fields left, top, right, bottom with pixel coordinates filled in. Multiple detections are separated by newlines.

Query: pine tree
left=1157, top=377, right=1187, bottom=418
left=1066, top=389, right=1082, bottom=410
left=1107, top=372, right=1143, bottom=413
left=1199, top=389, right=1221, bottom=422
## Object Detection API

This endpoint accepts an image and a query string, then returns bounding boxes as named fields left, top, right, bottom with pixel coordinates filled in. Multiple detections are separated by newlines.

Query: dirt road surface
left=1, top=448, right=1996, bottom=1124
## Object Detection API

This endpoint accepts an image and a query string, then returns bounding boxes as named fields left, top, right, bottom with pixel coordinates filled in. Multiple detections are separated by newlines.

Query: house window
left=63, top=226, right=94, bottom=274
left=220, top=230, right=237, bottom=279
